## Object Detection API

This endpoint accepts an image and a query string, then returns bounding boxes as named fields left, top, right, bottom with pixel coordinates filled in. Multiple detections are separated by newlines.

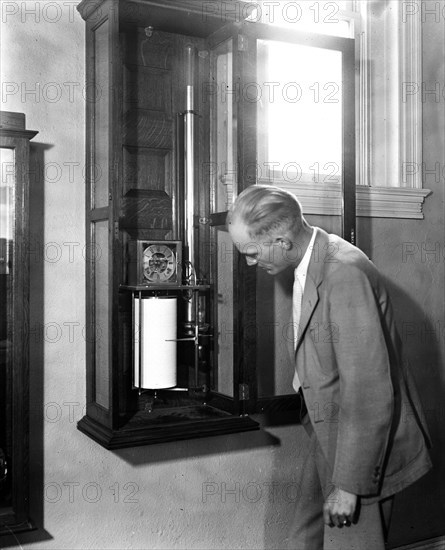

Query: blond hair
left=227, top=185, right=304, bottom=237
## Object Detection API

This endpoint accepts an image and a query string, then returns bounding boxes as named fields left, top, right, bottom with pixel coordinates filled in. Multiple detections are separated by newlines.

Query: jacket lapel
left=295, top=229, right=331, bottom=352
left=295, top=277, right=319, bottom=351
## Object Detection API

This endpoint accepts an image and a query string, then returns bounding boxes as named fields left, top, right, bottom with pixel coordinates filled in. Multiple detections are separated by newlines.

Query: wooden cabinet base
left=0, top=516, right=35, bottom=536
left=77, top=411, right=259, bottom=449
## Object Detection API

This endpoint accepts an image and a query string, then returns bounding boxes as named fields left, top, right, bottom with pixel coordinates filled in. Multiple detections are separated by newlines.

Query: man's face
left=228, top=220, right=294, bottom=275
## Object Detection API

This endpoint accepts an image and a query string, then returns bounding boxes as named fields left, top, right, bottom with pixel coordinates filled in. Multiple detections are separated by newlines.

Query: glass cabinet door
left=210, top=38, right=236, bottom=400
left=208, top=26, right=259, bottom=414
left=252, top=27, right=354, bottom=404
left=0, top=146, right=14, bottom=514
left=0, top=111, right=37, bottom=533
left=208, top=22, right=355, bottom=412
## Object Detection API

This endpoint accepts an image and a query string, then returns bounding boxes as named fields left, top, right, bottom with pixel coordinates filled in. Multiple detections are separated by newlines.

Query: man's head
left=227, top=185, right=311, bottom=275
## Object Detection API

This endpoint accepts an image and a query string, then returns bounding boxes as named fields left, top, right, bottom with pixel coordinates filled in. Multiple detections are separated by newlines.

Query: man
left=227, top=185, right=432, bottom=550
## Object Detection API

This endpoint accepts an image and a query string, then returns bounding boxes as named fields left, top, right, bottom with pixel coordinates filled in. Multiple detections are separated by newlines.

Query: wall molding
left=262, top=181, right=432, bottom=219
left=356, top=185, right=432, bottom=219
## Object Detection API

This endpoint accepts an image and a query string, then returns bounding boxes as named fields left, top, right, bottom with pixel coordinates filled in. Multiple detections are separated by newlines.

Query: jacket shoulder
left=312, top=228, right=377, bottom=280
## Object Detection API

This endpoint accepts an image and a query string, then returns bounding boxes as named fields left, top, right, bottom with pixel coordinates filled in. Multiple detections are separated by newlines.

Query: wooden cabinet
left=76, top=0, right=356, bottom=448
left=76, top=0, right=261, bottom=449
left=0, top=111, right=37, bottom=534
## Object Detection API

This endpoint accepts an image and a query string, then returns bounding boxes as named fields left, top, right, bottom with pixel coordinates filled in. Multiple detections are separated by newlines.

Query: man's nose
left=246, top=256, right=259, bottom=266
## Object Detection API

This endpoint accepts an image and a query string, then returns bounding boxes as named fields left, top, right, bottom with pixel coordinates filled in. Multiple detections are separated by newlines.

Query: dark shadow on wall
left=383, top=276, right=445, bottom=548
left=115, top=428, right=281, bottom=467
left=354, top=216, right=444, bottom=545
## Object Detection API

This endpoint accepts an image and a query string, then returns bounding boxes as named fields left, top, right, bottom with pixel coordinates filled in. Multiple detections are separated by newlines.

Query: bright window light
left=257, top=39, right=343, bottom=184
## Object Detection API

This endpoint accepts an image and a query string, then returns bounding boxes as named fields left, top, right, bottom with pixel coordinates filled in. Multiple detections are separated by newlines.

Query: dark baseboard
left=390, top=535, right=445, bottom=550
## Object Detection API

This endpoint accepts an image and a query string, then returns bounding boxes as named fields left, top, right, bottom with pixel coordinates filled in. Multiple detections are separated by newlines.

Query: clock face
left=142, top=244, right=177, bottom=283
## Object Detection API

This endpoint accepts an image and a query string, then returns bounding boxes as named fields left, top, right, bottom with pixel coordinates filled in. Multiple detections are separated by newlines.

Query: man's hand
left=323, top=487, right=358, bottom=528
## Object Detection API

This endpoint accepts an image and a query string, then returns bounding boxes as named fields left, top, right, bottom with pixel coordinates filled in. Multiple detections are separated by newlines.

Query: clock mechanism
left=128, top=240, right=182, bottom=286
left=143, top=243, right=177, bottom=283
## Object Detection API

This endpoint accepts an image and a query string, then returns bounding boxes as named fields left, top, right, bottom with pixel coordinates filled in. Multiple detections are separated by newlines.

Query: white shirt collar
left=294, top=227, right=317, bottom=292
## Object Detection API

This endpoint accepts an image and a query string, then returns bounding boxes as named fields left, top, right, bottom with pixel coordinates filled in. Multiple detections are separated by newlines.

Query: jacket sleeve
left=328, top=265, right=394, bottom=496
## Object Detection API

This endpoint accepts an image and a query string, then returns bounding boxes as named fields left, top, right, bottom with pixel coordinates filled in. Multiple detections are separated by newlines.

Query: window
left=245, top=0, right=430, bottom=219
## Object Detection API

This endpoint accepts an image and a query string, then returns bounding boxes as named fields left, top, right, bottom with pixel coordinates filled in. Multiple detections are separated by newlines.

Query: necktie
left=292, top=271, right=303, bottom=391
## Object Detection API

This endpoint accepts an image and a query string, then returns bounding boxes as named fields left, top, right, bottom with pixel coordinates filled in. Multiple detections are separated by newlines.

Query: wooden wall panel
left=122, top=146, right=171, bottom=194
left=120, top=189, right=172, bottom=235
left=124, top=29, right=174, bottom=69
left=123, top=109, right=173, bottom=150
left=124, top=65, right=172, bottom=112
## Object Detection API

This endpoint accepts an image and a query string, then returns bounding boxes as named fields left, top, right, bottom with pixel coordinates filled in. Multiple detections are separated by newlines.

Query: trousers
left=286, top=399, right=394, bottom=550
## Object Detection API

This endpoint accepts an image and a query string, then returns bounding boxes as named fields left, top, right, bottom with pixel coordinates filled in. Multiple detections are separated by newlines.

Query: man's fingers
left=333, top=513, right=344, bottom=528
left=324, top=506, right=342, bottom=528
left=339, top=515, right=351, bottom=527
left=324, top=505, right=353, bottom=528
left=323, top=504, right=333, bottom=527
left=324, top=487, right=358, bottom=528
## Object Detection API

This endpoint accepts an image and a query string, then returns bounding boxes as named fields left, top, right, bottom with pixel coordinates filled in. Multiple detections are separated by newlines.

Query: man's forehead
left=229, top=221, right=276, bottom=250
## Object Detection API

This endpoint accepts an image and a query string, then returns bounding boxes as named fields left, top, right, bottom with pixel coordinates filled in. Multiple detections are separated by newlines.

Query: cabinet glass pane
left=93, top=19, right=110, bottom=208
left=0, top=146, right=14, bottom=508
left=94, top=220, right=109, bottom=409
left=257, top=39, right=342, bottom=185
left=211, top=39, right=234, bottom=397
left=214, top=231, right=234, bottom=397
left=214, top=39, right=234, bottom=212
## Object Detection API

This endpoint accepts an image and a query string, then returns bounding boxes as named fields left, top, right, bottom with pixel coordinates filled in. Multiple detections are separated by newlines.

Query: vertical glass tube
left=184, top=45, right=197, bottom=333
left=184, top=44, right=196, bottom=270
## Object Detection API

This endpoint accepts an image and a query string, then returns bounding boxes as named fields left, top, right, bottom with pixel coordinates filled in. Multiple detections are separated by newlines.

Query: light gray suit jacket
left=292, top=228, right=432, bottom=500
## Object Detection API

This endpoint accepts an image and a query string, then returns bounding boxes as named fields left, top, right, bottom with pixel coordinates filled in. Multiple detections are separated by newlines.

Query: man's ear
left=276, top=237, right=292, bottom=250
